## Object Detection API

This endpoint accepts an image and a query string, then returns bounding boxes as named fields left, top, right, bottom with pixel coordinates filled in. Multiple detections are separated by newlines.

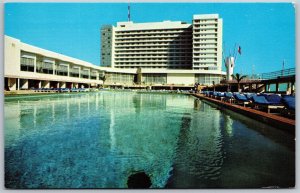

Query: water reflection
left=224, top=115, right=233, bottom=137
left=109, top=110, right=116, bottom=151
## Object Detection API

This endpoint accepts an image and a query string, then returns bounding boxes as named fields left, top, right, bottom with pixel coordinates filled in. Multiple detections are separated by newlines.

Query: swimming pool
left=4, top=91, right=295, bottom=188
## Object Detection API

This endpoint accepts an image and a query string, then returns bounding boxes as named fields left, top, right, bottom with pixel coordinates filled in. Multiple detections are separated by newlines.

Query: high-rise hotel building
left=101, top=14, right=224, bottom=85
left=4, top=14, right=225, bottom=91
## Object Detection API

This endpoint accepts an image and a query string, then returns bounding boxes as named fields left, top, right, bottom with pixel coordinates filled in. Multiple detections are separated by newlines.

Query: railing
left=260, top=68, right=295, bottom=80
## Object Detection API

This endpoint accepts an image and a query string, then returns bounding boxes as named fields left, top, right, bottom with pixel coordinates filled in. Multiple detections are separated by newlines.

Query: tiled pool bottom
left=4, top=91, right=295, bottom=188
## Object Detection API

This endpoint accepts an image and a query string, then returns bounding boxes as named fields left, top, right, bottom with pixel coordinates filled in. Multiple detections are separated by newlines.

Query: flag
left=238, top=46, right=242, bottom=55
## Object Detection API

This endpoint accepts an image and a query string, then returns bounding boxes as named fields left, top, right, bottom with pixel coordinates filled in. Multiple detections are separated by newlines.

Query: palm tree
left=231, top=73, right=247, bottom=92
left=99, top=75, right=106, bottom=86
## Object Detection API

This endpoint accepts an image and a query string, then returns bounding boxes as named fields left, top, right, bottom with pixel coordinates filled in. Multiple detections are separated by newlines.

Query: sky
left=4, top=2, right=295, bottom=75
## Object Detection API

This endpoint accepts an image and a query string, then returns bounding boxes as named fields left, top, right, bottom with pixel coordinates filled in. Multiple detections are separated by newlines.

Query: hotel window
left=56, top=64, right=68, bottom=76
left=36, top=60, right=54, bottom=74
left=70, top=68, right=80, bottom=78
left=20, top=57, right=35, bottom=72
left=81, top=70, right=89, bottom=79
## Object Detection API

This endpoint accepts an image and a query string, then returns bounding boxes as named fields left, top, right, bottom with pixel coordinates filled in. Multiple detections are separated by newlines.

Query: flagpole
left=233, top=43, right=237, bottom=59
left=223, top=41, right=226, bottom=66
left=128, top=0, right=131, bottom=22
left=282, top=59, right=285, bottom=76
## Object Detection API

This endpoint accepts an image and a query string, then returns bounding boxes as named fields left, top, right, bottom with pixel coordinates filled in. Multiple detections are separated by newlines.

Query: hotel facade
left=4, top=14, right=225, bottom=91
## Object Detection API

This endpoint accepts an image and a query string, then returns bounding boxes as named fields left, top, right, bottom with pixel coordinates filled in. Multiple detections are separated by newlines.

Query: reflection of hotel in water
left=5, top=93, right=234, bottom=187
left=5, top=14, right=226, bottom=91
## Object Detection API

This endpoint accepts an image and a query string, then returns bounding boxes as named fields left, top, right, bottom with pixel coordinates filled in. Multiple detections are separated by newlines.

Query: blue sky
left=5, top=3, right=295, bottom=75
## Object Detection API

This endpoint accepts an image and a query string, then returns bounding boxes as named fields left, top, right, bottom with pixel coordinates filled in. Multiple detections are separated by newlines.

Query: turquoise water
left=4, top=91, right=295, bottom=188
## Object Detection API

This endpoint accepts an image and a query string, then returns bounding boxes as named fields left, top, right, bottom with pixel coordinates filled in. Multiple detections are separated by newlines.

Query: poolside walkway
left=193, top=94, right=295, bottom=134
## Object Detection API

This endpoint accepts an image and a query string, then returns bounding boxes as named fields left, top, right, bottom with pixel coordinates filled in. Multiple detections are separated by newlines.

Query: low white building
left=4, top=35, right=225, bottom=91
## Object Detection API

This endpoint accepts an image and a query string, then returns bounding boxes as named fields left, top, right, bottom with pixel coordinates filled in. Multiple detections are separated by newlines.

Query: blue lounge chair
left=223, top=92, right=234, bottom=103
left=245, top=93, right=256, bottom=100
left=61, top=88, right=70, bottom=92
left=234, top=93, right=251, bottom=107
left=217, top=92, right=225, bottom=100
left=71, top=88, right=79, bottom=92
left=281, top=95, right=295, bottom=117
left=252, top=95, right=284, bottom=113
left=264, top=94, right=282, bottom=105
left=212, top=92, right=218, bottom=98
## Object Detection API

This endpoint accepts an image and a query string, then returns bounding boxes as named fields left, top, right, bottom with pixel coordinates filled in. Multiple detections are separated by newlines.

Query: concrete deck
left=192, top=94, right=295, bottom=134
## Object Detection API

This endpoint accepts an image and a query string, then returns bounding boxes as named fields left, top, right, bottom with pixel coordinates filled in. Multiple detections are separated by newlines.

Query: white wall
left=167, top=73, right=195, bottom=85
left=4, top=36, right=21, bottom=76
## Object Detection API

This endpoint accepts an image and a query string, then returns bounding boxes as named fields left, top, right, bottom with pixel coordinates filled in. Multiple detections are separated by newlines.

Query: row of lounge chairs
left=202, top=91, right=295, bottom=117
left=32, top=88, right=90, bottom=93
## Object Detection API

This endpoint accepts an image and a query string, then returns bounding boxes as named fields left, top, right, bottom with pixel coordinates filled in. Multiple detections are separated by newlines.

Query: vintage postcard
left=3, top=1, right=295, bottom=189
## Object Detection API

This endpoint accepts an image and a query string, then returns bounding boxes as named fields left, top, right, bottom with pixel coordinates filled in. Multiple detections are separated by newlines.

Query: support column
left=38, top=81, right=41, bottom=88
left=17, top=78, right=20, bottom=90
left=53, top=63, right=55, bottom=75
left=275, top=82, right=279, bottom=92
left=286, top=82, right=291, bottom=95
left=291, top=81, right=295, bottom=94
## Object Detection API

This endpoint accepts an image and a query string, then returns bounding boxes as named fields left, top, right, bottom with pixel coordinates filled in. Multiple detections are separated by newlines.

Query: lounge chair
left=61, top=88, right=70, bottom=92
left=223, top=92, right=234, bottom=103
left=233, top=93, right=251, bottom=107
left=245, top=93, right=256, bottom=100
left=281, top=95, right=295, bottom=117
left=216, top=92, right=225, bottom=100
left=71, top=88, right=79, bottom=92
left=212, top=92, right=218, bottom=98
left=252, top=95, right=284, bottom=113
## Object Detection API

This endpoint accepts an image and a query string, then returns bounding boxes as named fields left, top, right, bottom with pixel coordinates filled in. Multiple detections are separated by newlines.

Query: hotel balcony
left=193, top=30, right=217, bottom=34
left=193, top=20, right=218, bottom=25
left=193, top=35, right=217, bottom=39
left=114, top=30, right=190, bottom=37
left=193, top=39, right=217, bottom=44
left=114, top=41, right=192, bottom=48
left=114, top=34, right=192, bottom=41
left=193, top=25, right=217, bottom=30
left=193, top=44, right=217, bottom=49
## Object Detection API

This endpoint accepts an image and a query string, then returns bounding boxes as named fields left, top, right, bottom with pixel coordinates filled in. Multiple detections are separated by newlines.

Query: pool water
left=4, top=91, right=295, bottom=188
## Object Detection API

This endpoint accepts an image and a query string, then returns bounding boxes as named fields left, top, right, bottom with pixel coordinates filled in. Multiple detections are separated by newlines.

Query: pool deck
left=192, top=94, right=295, bottom=134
